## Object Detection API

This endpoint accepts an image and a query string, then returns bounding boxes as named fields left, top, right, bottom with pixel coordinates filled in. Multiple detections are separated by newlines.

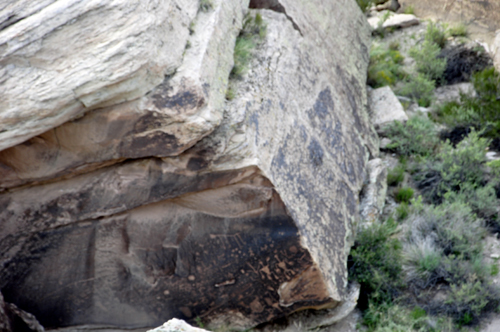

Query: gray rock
left=359, top=158, right=388, bottom=223
left=369, top=86, right=408, bottom=135
left=493, top=30, right=500, bottom=73
left=0, top=0, right=376, bottom=330
left=434, top=83, right=476, bottom=105
left=0, top=0, right=199, bottom=151
left=148, top=319, right=207, bottom=332
left=0, top=0, right=246, bottom=190
left=368, top=13, right=419, bottom=31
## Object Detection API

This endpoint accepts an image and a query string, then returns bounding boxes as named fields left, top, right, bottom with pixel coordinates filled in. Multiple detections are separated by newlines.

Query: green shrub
left=403, top=238, right=444, bottom=289
left=348, top=219, right=403, bottom=307
left=395, top=202, right=410, bottom=221
left=405, top=202, right=485, bottom=260
left=433, top=103, right=481, bottom=128
left=444, top=183, right=498, bottom=222
left=364, top=303, right=430, bottom=332
left=395, top=187, right=414, bottom=203
left=445, top=280, right=500, bottom=325
left=447, top=23, right=467, bottom=37
left=414, top=130, right=490, bottom=204
left=368, top=45, right=407, bottom=88
left=396, top=73, right=436, bottom=107
left=385, top=115, right=440, bottom=156
left=425, top=22, right=447, bottom=49
left=409, top=40, right=447, bottom=82
left=230, top=13, right=267, bottom=79
left=387, top=162, right=406, bottom=186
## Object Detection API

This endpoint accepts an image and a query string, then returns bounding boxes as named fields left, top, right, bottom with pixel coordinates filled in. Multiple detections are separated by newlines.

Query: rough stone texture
left=359, top=159, right=388, bottom=223
left=0, top=291, right=45, bottom=332
left=0, top=0, right=245, bottom=190
left=0, top=0, right=200, bottom=151
left=493, top=30, right=500, bottom=74
left=367, top=13, right=419, bottom=31
left=148, top=319, right=206, bottom=332
left=368, top=86, right=408, bottom=135
left=0, top=0, right=376, bottom=331
left=434, top=83, right=476, bottom=105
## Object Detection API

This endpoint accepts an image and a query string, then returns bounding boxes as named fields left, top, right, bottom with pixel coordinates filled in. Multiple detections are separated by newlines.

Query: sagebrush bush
left=414, top=130, right=490, bottom=204
left=445, top=279, right=500, bottom=325
left=404, top=202, right=485, bottom=259
left=385, top=115, right=440, bottom=156
left=368, top=45, right=407, bottom=88
left=425, top=22, right=447, bottom=49
left=396, top=73, right=436, bottom=107
left=403, top=238, right=444, bottom=290
left=363, top=303, right=430, bottom=332
left=349, top=219, right=403, bottom=307
left=409, top=39, right=447, bottom=84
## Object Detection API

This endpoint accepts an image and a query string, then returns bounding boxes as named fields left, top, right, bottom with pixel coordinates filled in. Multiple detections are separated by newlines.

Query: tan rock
left=0, top=0, right=376, bottom=330
left=0, top=0, right=247, bottom=190
left=0, top=0, right=198, bottom=151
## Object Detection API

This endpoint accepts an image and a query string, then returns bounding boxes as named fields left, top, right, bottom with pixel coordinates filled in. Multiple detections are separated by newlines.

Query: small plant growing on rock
left=199, top=0, right=213, bottom=12
left=447, top=23, right=467, bottom=37
left=230, top=12, right=267, bottom=79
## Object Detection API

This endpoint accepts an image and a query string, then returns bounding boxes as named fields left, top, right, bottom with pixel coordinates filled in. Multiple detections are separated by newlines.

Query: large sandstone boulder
left=0, top=0, right=376, bottom=330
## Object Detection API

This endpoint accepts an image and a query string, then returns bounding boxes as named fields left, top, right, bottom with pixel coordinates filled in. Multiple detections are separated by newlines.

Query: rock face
left=494, top=30, right=500, bottom=73
left=0, top=0, right=376, bottom=330
left=368, top=86, right=408, bottom=134
left=367, top=13, right=419, bottom=31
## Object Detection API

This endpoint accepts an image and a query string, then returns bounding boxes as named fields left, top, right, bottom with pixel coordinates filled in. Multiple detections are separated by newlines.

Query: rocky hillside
left=0, top=0, right=377, bottom=331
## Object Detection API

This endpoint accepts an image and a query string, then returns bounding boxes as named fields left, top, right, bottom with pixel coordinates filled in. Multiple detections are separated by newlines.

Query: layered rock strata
left=0, top=0, right=376, bottom=330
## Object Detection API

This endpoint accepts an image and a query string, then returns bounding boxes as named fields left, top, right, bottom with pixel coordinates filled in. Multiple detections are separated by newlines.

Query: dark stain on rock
left=187, top=157, right=208, bottom=171
left=308, top=139, right=323, bottom=167
left=121, top=131, right=180, bottom=158
left=313, top=88, right=334, bottom=120
left=151, top=82, right=205, bottom=112
left=0, top=192, right=331, bottom=329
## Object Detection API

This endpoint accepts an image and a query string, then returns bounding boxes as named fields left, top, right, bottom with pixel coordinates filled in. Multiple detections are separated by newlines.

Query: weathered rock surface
left=359, top=159, right=388, bottom=223
left=493, top=30, right=500, bottom=73
left=0, top=291, right=45, bottom=332
left=148, top=319, right=206, bottom=332
left=368, top=86, right=408, bottom=135
left=0, top=0, right=243, bottom=189
left=368, top=13, right=419, bottom=31
left=0, top=0, right=376, bottom=330
left=434, top=83, right=476, bottom=105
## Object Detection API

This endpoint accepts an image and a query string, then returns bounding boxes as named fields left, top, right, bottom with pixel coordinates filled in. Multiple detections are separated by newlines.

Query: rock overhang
left=0, top=0, right=376, bottom=330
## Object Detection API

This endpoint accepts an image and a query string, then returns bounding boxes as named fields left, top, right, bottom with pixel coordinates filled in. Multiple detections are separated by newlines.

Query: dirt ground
left=399, top=0, right=500, bottom=46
